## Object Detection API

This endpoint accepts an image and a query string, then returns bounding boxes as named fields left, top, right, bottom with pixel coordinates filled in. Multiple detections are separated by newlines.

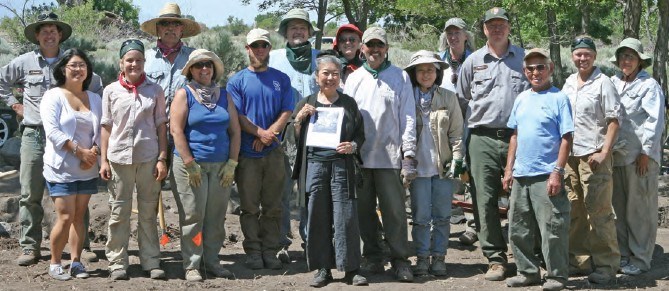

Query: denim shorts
left=47, top=178, right=99, bottom=197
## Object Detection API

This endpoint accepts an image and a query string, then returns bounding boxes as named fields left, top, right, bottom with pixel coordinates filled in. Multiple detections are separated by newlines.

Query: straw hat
left=140, top=3, right=200, bottom=38
left=405, top=50, right=448, bottom=71
left=24, top=12, right=72, bottom=45
left=277, top=8, right=319, bottom=38
left=181, top=49, right=225, bottom=82
left=609, top=38, right=652, bottom=69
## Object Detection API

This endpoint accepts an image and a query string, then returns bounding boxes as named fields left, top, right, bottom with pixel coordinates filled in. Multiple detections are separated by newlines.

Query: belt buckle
left=496, top=130, right=505, bottom=138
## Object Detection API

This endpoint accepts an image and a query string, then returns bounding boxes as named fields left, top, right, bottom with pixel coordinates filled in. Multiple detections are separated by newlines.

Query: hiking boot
left=149, top=268, right=165, bottom=280
left=587, top=269, right=613, bottom=284
left=459, top=231, right=478, bottom=245
left=568, top=265, right=592, bottom=277
left=263, top=252, right=283, bottom=270
left=542, top=278, right=566, bottom=291
left=621, top=264, right=642, bottom=275
left=429, top=255, right=447, bottom=276
left=619, top=257, right=630, bottom=268
left=70, top=262, right=90, bottom=279
left=277, top=247, right=291, bottom=264
left=309, top=268, right=332, bottom=288
left=245, top=253, right=264, bottom=270
left=344, top=269, right=368, bottom=286
left=393, top=262, right=414, bottom=282
left=484, top=263, right=507, bottom=281
left=110, top=269, right=128, bottom=280
left=185, top=269, right=203, bottom=282
left=413, top=256, right=430, bottom=276
left=360, top=259, right=385, bottom=274
left=17, top=249, right=39, bottom=266
left=505, top=273, right=541, bottom=287
left=81, top=248, right=99, bottom=262
left=205, top=264, right=234, bottom=279
left=49, top=264, right=72, bottom=281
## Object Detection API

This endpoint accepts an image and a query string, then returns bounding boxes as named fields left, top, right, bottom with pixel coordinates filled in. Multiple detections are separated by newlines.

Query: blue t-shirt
left=227, top=67, right=294, bottom=158
left=507, top=86, right=574, bottom=177
left=174, top=87, right=230, bottom=162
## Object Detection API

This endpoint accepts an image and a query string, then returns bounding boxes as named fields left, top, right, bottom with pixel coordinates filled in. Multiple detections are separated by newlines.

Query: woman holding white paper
left=292, top=50, right=367, bottom=287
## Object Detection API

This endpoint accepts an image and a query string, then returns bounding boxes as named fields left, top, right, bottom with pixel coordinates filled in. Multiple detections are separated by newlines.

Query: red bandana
left=157, top=39, right=183, bottom=58
left=118, top=72, right=146, bottom=98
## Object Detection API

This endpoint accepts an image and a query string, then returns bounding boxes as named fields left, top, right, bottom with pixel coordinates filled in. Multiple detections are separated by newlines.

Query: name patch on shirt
left=474, top=65, right=488, bottom=71
left=28, top=70, right=42, bottom=75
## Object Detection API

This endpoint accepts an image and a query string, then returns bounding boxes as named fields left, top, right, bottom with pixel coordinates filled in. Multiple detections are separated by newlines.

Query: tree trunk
left=341, top=0, right=367, bottom=31
left=653, top=0, right=668, bottom=100
left=623, top=0, right=642, bottom=38
left=547, top=7, right=565, bottom=87
left=580, top=1, right=590, bottom=34
left=314, top=0, right=328, bottom=50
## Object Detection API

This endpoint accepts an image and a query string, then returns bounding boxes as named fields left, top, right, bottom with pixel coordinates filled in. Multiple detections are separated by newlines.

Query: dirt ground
left=0, top=172, right=668, bottom=290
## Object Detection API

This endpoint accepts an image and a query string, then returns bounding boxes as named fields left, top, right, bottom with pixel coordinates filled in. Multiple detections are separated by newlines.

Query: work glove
left=218, top=159, right=238, bottom=187
left=185, top=160, right=202, bottom=187
left=400, top=158, right=418, bottom=188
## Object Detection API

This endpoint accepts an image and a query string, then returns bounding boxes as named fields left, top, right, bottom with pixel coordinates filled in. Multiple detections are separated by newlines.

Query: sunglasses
left=249, top=42, right=270, bottom=49
left=38, top=12, right=58, bottom=21
left=338, top=37, right=359, bottom=43
left=365, top=41, right=386, bottom=49
left=524, top=64, right=548, bottom=73
left=157, top=20, right=183, bottom=27
left=192, top=61, right=213, bottom=69
left=571, top=37, right=595, bottom=50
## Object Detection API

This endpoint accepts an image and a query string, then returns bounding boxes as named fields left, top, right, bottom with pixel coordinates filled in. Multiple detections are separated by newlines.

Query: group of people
left=0, top=3, right=664, bottom=290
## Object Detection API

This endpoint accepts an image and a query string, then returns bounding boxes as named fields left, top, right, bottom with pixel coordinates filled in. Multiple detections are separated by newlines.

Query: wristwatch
left=553, top=166, right=565, bottom=175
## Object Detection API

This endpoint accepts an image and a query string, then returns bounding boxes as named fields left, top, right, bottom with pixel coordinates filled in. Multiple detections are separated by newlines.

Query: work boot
left=81, top=248, right=99, bottom=262
left=542, top=278, right=566, bottom=290
left=429, top=255, right=447, bottom=276
left=393, top=261, right=414, bottom=282
left=484, top=263, right=507, bottom=281
left=205, top=264, right=234, bottom=279
left=110, top=269, right=128, bottom=280
left=568, top=265, right=592, bottom=277
left=587, top=269, right=613, bottom=284
left=621, top=264, right=642, bottom=275
left=277, top=247, right=291, bottom=264
left=263, top=252, right=283, bottom=270
left=360, top=259, right=385, bottom=274
left=344, top=269, right=368, bottom=286
left=185, top=269, right=203, bottom=282
left=459, top=231, right=478, bottom=245
left=149, top=268, right=166, bottom=280
left=17, top=249, right=39, bottom=266
left=245, top=253, right=264, bottom=270
left=413, top=256, right=430, bottom=276
left=309, top=268, right=332, bottom=288
left=505, top=273, right=541, bottom=287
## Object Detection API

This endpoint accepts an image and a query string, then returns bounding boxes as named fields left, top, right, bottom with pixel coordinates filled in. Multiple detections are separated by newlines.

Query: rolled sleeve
left=153, top=88, right=168, bottom=125
left=101, top=86, right=113, bottom=126
left=602, top=78, right=622, bottom=121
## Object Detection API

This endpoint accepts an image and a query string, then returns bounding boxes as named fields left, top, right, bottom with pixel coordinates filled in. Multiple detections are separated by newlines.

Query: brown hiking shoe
left=17, top=249, right=39, bottom=266
left=484, top=263, right=507, bottom=281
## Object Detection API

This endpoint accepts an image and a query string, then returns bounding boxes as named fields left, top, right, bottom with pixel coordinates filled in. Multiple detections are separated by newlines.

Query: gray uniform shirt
left=0, top=49, right=103, bottom=126
left=144, top=46, right=195, bottom=113
left=456, top=43, right=529, bottom=128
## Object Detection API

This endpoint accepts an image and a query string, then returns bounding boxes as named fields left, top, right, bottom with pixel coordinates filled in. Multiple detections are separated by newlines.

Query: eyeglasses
left=485, top=24, right=506, bottom=31
left=524, top=64, right=547, bottom=73
left=157, top=20, right=183, bottom=27
left=66, top=62, right=87, bottom=70
left=192, top=61, right=213, bottom=69
left=37, top=12, right=58, bottom=21
left=365, top=41, right=386, bottom=49
left=617, top=53, right=638, bottom=61
left=571, top=37, right=595, bottom=50
left=338, top=37, right=359, bottom=43
left=249, top=42, right=270, bottom=49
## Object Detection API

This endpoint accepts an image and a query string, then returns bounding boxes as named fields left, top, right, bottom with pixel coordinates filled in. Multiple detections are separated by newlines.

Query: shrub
left=188, top=27, right=247, bottom=85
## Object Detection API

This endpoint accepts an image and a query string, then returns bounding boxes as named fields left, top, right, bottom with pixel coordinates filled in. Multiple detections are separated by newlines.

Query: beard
left=249, top=53, right=269, bottom=70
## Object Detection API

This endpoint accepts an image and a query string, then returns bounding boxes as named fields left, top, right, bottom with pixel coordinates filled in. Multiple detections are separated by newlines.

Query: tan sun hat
left=277, top=8, right=319, bottom=38
left=24, top=11, right=72, bottom=45
left=609, top=38, right=652, bottom=69
left=140, top=3, right=201, bottom=38
left=182, top=49, right=225, bottom=82
left=404, top=50, right=449, bottom=71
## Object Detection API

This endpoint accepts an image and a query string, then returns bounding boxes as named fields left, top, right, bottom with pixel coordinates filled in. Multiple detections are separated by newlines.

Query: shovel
left=158, top=192, right=169, bottom=246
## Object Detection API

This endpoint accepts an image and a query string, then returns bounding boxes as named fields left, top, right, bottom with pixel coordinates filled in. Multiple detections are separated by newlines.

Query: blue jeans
left=409, top=175, right=454, bottom=257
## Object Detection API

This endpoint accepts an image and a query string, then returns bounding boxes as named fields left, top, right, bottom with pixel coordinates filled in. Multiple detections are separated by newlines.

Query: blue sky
left=0, top=0, right=270, bottom=26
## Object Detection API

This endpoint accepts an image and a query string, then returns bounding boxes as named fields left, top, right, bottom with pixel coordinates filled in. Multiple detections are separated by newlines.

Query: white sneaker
left=49, top=264, right=72, bottom=281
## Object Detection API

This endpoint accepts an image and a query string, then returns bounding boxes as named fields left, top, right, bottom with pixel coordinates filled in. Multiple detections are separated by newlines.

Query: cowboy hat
left=182, top=49, right=225, bottom=82
left=140, top=3, right=200, bottom=38
left=24, top=12, right=72, bottom=45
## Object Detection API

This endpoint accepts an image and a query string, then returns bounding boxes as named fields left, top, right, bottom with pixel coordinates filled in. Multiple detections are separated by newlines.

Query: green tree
left=254, top=12, right=281, bottom=30
left=226, top=16, right=248, bottom=36
left=91, top=0, right=140, bottom=27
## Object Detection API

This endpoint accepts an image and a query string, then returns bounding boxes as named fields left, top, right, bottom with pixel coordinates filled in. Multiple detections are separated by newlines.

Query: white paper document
left=305, top=107, right=344, bottom=149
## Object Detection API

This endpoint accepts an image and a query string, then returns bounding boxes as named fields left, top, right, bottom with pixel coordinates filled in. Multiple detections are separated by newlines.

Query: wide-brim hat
left=404, top=50, right=449, bottom=72
left=277, top=8, right=319, bottom=38
left=182, top=49, right=225, bottom=82
left=140, top=3, right=201, bottom=38
left=24, top=12, right=72, bottom=45
left=333, top=23, right=363, bottom=50
left=608, top=37, right=652, bottom=68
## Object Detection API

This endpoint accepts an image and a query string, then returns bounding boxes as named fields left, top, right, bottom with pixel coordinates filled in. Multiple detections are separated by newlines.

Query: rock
left=0, top=222, right=11, bottom=237
left=0, top=196, right=19, bottom=222
left=0, top=137, right=20, bottom=168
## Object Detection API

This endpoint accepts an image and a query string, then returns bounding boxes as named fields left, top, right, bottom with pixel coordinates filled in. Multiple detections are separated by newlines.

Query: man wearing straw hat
left=269, top=7, right=320, bottom=264
left=0, top=12, right=103, bottom=266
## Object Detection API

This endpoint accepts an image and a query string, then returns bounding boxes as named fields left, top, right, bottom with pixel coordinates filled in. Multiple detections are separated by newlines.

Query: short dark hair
left=53, top=48, right=93, bottom=90
left=407, top=65, right=444, bottom=88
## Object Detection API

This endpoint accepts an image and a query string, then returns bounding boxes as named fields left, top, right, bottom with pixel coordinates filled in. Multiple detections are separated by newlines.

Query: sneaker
left=70, top=262, right=90, bottom=279
left=81, top=248, right=99, bottom=262
left=309, top=268, right=332, bottom=288
left=413, top=256, right=430, bottom=276
left=185, top=269, right=203, bottom=282
left=505, top=273, right=541, bottom=287
left=587, top=269, right=613, bottom=284
left=277, top=247, right=291, bottom=264
left=344, top=269, right=368, bottom=286
left=49, top=264, right=72, bottom=281
left=205, top=264, right=234, bottom=279
left=110, top=269, right=128, bottom=280
left=17, top=249, right=39, bottom=266
left=459, top=231, right=478, bottom=245
left=484, top=263, right=507, bottom=281
left=149, top=268, right=166, bottom=279
left=619, top=257, right=630, bottom=268
left=263, top=252, right=283, bottom=270
left=542, top=278, right=566, bottom=291
left=621, top=264, right=642, bottom=275
left=245, top=253, right=264, bottom=270
left=394, top=263, right=414, bottom=282
left=429, top=255, right=447, bottom=276
left=360, top=259, right=385, bottom=274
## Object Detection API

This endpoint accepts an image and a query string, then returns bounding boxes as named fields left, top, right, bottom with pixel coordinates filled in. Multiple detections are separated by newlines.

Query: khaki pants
left=565, top=155, right=620, bottom=274
left=612, top=160, right=659, bottom=271
left=105, top=160, right=162, bottom=271
left=171, top=157, right=230, bottom=270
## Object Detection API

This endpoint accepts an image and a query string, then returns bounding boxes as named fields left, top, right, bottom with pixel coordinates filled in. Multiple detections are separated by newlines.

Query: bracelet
left=158, top=156, right=167, bottom=162
left=72, top=140, right=78, bottom=155
left=553, top=166, right=565, bottom=175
